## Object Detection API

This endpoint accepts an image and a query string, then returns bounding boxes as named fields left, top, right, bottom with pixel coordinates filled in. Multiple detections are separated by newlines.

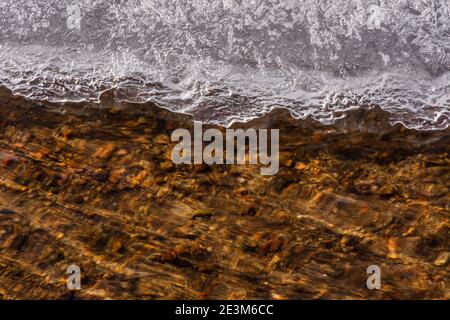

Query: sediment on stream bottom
left=0, top=86, right=448, bottom=299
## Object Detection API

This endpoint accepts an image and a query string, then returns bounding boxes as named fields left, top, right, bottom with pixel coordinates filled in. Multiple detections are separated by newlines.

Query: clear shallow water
left=0, top=0, right=450, bottom=129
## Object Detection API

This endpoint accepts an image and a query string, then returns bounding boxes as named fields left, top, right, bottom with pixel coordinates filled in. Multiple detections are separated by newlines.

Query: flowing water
left=1, top=0, right=450, bottom=129
left=0, top=1, right=450, bottom=300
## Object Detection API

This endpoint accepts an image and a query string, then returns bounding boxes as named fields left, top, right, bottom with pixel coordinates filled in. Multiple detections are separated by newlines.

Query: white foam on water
left=0, top=0, right=449, bottom=129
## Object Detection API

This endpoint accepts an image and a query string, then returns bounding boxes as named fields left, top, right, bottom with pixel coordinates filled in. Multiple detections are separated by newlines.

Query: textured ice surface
left=0, top=0, right=449, bottom=129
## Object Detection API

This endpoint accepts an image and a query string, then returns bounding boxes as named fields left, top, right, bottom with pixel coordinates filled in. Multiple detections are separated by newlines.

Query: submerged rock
left=434, top=252, right=449, bottom=267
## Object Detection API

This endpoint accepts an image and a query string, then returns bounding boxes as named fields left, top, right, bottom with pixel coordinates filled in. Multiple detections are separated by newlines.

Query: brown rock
left=94, top=143, right=116, bottom=159
left=192, top=209, right=215, bottom=219
left=434, top=252, right=449, bottom=267
left=160, top=161, right=173, bottom=170
left=154, top=134, right=170, bottom=145
left=295, top=162, right=307, bottom=170
left=115, top=148, right=129, bottom=156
